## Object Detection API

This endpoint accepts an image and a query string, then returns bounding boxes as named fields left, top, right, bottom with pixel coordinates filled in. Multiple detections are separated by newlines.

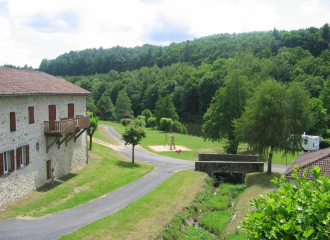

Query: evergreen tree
left=96, top=94, right=115, bottom=120
left=154, top=95, right=179, bottom=123
left=114, top=89, right=133, bottom=120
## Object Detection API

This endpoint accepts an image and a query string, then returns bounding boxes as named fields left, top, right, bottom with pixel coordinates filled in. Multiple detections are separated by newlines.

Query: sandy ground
left=148, top=145, right=191, bottom=152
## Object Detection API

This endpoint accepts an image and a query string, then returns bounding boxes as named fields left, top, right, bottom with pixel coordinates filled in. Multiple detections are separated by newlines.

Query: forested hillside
left=39, top=24, right=330, bottom=76
left=54, top=24, right=329, bottom=124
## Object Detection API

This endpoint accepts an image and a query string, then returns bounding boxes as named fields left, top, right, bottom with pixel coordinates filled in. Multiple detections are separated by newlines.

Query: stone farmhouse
left=0, top=67, right=90, bottom=206
left=285, top=148, right=330, bottom=181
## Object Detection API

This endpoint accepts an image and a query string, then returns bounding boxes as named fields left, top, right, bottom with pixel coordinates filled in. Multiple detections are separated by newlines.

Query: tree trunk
left=132, top=144, right=135, bottom=164
left=89, top=135, right=92, bottom=150
left=267, top=146, right=274, bottom=174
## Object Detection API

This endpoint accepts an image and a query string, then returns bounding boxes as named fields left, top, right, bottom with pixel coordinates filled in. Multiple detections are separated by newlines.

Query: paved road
left=0, top=125, right=288, bottom=240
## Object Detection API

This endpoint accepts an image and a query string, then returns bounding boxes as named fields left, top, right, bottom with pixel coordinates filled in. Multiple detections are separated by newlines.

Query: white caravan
left=302, top=134, right=320, bottom=151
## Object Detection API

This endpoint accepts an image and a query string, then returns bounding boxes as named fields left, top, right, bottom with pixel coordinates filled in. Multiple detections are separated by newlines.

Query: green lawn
left=59, top=170, right=207, bottom=240
left=98, top=121, right=299, bottom=164
left=0, top=142, right=153, bottom=219
left=99, top=121, right=227, bottom=161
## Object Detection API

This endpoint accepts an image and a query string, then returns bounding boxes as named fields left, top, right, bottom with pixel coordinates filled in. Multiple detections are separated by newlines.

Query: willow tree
left=238, top=80, right=313, bottom=174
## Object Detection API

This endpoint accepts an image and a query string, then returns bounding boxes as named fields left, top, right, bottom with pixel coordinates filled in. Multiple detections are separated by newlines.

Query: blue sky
left=0, top=0, right=329, bottom=68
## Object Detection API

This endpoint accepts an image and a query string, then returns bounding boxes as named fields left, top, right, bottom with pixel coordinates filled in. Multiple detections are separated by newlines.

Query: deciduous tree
left=87, top=116, right=99, bottom=150
left=238, top=80, right=313, bottom=173
left=203, top=70, right=252, bottom=154
left=121, top=120, right=146, bottom=163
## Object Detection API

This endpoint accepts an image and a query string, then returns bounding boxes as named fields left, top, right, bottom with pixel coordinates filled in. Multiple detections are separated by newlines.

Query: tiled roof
left=0, top=67, right=90, bottom=96
left=284, top=148, right=330, bottom=179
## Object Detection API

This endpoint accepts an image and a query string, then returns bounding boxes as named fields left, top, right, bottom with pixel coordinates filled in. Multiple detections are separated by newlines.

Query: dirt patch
left=148, top=145, right=191, bottom=152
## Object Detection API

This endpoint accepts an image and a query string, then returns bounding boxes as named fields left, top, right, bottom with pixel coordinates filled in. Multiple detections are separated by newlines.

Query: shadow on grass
left=115, top=161, right=142, bottom=168
left=60, top=173, right=78, bottom=181
left=36, top=173, right=78, bottom=193
left=37, top=181, right=62, bottom=192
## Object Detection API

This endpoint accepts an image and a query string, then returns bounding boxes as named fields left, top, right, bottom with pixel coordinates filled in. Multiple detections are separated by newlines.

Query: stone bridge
left=195, top=153, right=264, bottom=183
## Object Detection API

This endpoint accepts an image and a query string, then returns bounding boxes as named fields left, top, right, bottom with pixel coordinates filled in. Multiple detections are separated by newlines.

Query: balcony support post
left=75, top=128, right=87, bottom=142
left=46, top=135, right=62, bottom=153
left=59, top=133, right=74, bottom=149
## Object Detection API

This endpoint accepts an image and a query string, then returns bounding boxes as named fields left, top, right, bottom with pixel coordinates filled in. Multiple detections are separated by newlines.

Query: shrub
left=172, top=120, right=183, bottom=133
left=243, top=165, right=330, bottom=239
left=95, top=109, right=102, bottom=117
left=136, top=115, right=146, bottom=126
left=320, top=138, right=330, bottom=149
left=182, top=125, right=187, bottom=135
left=120, top=118, right=130, bottom=126
left=147, top=117, right=157, bottom=129
left=122, top=112, right=131, bottom=119
left=160, top=118, right=173, bottom=132
left=141, top=109, right=152, bottom=121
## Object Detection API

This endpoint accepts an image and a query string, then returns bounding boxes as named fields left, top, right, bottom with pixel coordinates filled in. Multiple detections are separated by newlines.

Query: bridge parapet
left=198, top=153, right=259, bottom=162
left=195, top=154, right=264, bottom=183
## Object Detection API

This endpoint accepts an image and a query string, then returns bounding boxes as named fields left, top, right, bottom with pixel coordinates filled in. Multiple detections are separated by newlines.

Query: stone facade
left=0, top=95, right=88, bottom=206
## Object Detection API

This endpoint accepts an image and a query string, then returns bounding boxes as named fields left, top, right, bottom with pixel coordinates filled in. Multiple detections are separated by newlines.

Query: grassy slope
left=93, top=125, right=120, bottom=145
left=0, top=143, right=153, bottom=219
left=59, top=171, right=207, bottom=240
left=224, top=172, right=282, bottom=239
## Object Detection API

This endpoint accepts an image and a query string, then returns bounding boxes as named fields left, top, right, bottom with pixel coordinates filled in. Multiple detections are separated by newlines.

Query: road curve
left=0, top=125, right=288, bottom=240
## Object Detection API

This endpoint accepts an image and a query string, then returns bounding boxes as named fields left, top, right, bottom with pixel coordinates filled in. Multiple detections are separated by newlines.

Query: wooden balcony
left=76, top=115, right=90, bottom=129
left=44, top=119, right=77, bottom=135
left=44, top=116, right=90, bottom=135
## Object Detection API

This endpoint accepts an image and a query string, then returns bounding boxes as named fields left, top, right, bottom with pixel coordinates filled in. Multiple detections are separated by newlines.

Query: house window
left=10, top=112, right=16, bottom=131
left=16, top=145, right=30, bottom=170
left=28, top=107, right=35, bottom=124
left=0, top=150, right=14, bottom=176
left=304, top=139, right=308, bottom=145
left=36, top=142, right=40, bottom=151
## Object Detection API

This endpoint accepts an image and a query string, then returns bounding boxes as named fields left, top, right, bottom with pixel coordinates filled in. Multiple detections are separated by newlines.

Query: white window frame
left=20, top=146, right=26, bottom=168
left=3, top=151, right=11, bottom=174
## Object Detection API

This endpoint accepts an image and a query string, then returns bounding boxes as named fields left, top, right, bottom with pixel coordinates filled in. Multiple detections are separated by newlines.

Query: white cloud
left=300, top=0, right=321, bottom=15
left=0, top=0, right=329, bottom=68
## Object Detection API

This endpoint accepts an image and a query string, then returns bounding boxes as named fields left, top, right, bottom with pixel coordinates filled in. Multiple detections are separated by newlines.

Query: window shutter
left=16, top=148, right=21, bottom=170
left=0, top=153, right=3, bottom=177
left=68, top=104, right=74, bottom=119
left=28, top=107, right=35, bottom=124
left=10, top=112, right=16, bottom=131
left=11, top=150, right=15, bottom=172
left=26, top=145, right=30, bottom=165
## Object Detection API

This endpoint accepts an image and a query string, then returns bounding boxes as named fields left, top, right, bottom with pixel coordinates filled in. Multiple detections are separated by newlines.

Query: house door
left=49, top=105, right=56, bottom=131
left=46, top=160, right=52, bottom=180
left=68, top=103, right=74, bottom=119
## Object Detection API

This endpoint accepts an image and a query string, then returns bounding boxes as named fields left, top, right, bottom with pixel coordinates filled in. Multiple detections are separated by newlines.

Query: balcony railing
left=44, top=116, right=90, bottom=135
left=76, top=115, right=90, bottom=129
left=44, top=119, right=76, bottom=135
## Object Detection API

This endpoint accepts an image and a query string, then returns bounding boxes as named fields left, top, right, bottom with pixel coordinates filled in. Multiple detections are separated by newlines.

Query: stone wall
left=195, top=153, right=264, bottom=183
left=0, top=95, right=88, bottom=206
left=198, top=153, right=259, bottom=162
left=195, top=161, right=264, bottom=177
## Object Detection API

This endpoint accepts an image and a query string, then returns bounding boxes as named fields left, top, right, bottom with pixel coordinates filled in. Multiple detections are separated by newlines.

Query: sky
left=0, top=0, right=329, bottom=68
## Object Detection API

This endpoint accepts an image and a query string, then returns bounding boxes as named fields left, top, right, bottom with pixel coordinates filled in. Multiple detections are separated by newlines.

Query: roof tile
left=285, top=148, right=330, bottom=179
left=0, top=67, right=90, bottom=96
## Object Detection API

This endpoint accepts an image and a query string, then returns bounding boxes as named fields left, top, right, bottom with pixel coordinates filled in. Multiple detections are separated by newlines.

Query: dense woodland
left=28, top=23, right=330, bottom=154
left=43, top=24, right=330, bottom=125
